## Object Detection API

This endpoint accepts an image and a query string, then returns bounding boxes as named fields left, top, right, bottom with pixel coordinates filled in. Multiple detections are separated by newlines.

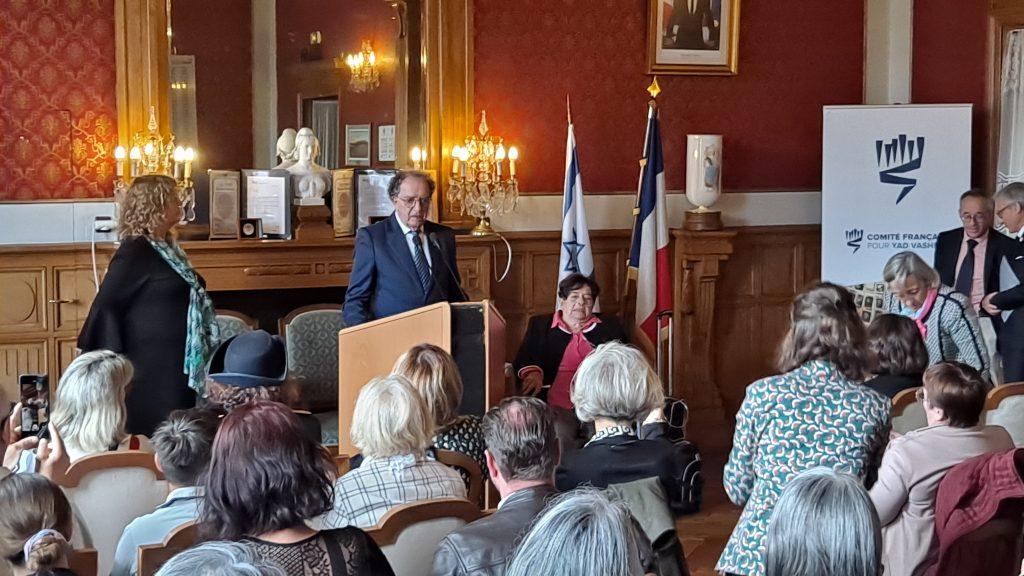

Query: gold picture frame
left=647, top=0, right=740, bottom=75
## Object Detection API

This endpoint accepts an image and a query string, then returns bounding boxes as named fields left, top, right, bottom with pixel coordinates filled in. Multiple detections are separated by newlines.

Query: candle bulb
left=183, top=147, right=195, bottom=180
left=173, top=146, right=185, bottom=181
left=508, top=146, right=519, bottom=178
left=114, top=146, right=126, bottom=178
left=129, top=146, right=142, bottom=177
left=495, top=145, right=506, bottom=178
left=410, top=146, right=422, bottom=169
left=451, top=146, right=461, bottom=175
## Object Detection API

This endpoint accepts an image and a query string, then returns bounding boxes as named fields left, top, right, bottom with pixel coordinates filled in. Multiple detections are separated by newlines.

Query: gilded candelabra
left=113, top=107, right=196, bottom=222
left=447, top=111, right=519, bottom=236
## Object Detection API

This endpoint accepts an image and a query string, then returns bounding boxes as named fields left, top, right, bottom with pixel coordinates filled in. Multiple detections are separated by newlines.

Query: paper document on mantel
left=999, top=256, right=1017, bottom=322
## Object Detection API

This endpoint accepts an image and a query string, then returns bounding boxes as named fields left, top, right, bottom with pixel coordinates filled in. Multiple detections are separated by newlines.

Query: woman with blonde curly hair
left=79, top=175, right=219, bottom=436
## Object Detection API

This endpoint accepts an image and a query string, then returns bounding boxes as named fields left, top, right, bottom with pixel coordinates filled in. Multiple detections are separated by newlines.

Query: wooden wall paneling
left=714, top=226, right=821, bottom=418
left=53, top=267, right=99, bottom=332
left=56, top=337, right=81, bottom=381
left=0, top=339, right=48, bottom=407
left=0, top=268, right=47, bottom=334
left=114, top=0, right=170, bottom=147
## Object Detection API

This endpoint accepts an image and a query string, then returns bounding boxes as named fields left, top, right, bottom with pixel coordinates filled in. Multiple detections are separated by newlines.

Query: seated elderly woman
left=869, top=362, right=1013, bottom=576
left=49, top=350, right=151, bottom=461
left=883, top=251, right=990, bottom=379
left=319, top=375, right=466, bottom=529
left=555, top=341, right=701, bottom=515
left=864, top=313, right=930, bottom=399
left=514, top=273, right=628, bottom=410
left=201, top=400, right=392, bottom=576
left=766, top=468, right=882, bottom=576
left=204, top=329, right=321, bottom=443
left=0, top=471, right=77, bottom=576
left=156, top=541, right=286, bottom=576
left=717, top=282, right=890, bottom=576
left=392, top=343, right=486, bottom=476
left=506, top=488, right=650, bottom=576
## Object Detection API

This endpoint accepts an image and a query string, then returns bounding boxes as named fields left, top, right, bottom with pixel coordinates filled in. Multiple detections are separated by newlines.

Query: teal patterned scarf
left=146, top=237, right=220, bottom=396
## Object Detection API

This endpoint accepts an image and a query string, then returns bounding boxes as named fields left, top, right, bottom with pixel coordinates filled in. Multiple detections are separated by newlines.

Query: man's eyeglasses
left=396, top=196, right=431, bottom=209
left=959, top=213, right=989, bottom=224
left=997, top=203, right=1019, bottom=219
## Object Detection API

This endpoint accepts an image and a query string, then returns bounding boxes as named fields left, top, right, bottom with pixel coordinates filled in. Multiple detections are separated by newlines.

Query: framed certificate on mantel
left=208, top=170, right=241, bottom=239
left=241, top=169, right=292, bottom=239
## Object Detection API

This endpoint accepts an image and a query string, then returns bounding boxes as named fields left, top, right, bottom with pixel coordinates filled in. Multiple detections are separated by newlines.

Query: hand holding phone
left=19, top=374, right=50, bottom=438
left=2, top=401, right=68, bottom=482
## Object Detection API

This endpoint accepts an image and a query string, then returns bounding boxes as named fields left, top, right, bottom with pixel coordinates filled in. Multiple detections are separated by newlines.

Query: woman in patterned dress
left=716, top=282, right=891, bottom=576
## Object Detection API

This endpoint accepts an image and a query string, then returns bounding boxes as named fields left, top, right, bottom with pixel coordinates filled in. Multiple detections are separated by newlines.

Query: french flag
left=628, top=104, right=673, bottom=346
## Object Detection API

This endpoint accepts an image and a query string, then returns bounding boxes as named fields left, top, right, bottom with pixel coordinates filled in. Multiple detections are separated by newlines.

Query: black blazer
left=933, top=227, right=1003, bottom=300
left=991, top=233, right=1024, bottom=381
left=343, top=214, right=465, bottom=327
left=430, top=485, right=556, bottom=576
left=513, top=313, right=629, bottom=387
left=863, top=373, right=922, bottom=400
left=556, top=423, right=701, bottom=515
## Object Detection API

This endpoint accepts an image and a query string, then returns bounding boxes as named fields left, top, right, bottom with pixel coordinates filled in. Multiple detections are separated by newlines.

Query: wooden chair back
left=435, top=449, right=484, bottom=507
left=68, top=548, right=98, bottom=576
left=366, top=498, right=483, bottom=576
left=891, top=386, right=927, bottom=435
left=984, top=382, right=1024, bottom=446
left=58, top=452, right=168, bottom=576
left=137, top=521, right=199, bottom=576
left=324, top=444, right=351, bottom=476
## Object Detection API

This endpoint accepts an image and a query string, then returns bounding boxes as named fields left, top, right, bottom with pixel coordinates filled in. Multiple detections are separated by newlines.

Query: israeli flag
left=558, top=113, right=597, bottom=310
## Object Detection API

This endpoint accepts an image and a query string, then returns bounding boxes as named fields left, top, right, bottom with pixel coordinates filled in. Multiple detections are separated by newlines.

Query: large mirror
left=166, top=0, right=407, bottom=226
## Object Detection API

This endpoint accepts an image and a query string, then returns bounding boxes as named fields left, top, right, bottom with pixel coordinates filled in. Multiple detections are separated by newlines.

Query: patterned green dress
left=715, top=360, right=891, bottom=576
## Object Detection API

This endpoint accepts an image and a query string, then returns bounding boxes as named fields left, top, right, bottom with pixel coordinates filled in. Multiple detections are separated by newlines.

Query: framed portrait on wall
left=345, top=124, right=372, bottom=167
left=647, top=0, right=740, bottom=75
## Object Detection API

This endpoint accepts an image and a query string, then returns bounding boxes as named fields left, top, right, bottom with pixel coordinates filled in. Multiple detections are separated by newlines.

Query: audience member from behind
left=201, top=401, right=393, bottom=576
left=49, top=350, right=151, bottom=462
left=431, top=397, right=558, bottom=576
left=204, top=330, right=321, bottom=443
left=766, top=467, right=882, bottom=576
left=320, top=375, right=465, bottom=529
left=111, top=409, right=220, bottom=576
left=555, top=341, right=702, bottom=515
left=155, top=541, right=285, bottom=576
left=869, top=362, right=1012, bottom=576
left=0, top=471, right=76, bottom=576
left=864, top=314, right=929, bottom=399
left=505, top=488, right=647, bottom=576
left=883, top=251, right=990, bottom=378
left=716, top=282, right=890, bottom=576
left=392, top=344, right=486, bottom=476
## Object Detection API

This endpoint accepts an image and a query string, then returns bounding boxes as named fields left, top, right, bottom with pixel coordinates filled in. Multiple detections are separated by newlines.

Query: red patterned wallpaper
left=474, top=0, right=865, bottom=193
left=0, top=0, right=117, bottom=200
left=912, top=0, right=988, bottom=187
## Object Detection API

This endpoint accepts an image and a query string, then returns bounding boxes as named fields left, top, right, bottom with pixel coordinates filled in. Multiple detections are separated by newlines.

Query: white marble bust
left=287, top=127, right=332, bottom=205
left=273, top=128, right=298, bottom=170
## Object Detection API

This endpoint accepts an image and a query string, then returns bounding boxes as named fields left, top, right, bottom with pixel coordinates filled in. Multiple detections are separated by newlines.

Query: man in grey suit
left=431, top=397, right=558, bottom=576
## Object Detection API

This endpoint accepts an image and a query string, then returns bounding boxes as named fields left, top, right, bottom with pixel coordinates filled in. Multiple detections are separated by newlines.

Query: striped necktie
left=409, top=230, right=433, bottom=293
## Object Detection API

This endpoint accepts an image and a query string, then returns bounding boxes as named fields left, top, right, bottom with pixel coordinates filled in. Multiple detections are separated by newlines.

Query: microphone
left=428, top=232, right=470, bottom=302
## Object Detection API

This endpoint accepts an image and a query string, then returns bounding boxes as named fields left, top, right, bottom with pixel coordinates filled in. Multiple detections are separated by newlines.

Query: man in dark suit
left=343, top=171, right=465, bottom=327
left=983, top=182, right=1024, bottom=382
left=934, top=190, right=1003, bottom=380
left=667, top=0, right=713, bottom=50
left=431, top=397, right=558, bottom=576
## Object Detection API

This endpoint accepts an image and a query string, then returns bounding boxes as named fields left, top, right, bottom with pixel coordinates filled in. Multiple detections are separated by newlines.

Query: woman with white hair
left=50, top=350, right=151, bottom=462
left=157, top=541, right=286, bottom=576
left=505, top=488, right=649, bottom=576
left=883, top=251, right=990, bottom=378
left=555, top=341, right=702, bottom=515
left=766, top=467, right=882, bottom=576
left=319, top=375, right=466, bottom=529
left=717, top=282, right=890, bottom=576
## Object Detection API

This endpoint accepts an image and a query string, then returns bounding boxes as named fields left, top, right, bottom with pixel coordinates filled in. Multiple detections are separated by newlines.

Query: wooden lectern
left=336, top=301, right=507, bottom=454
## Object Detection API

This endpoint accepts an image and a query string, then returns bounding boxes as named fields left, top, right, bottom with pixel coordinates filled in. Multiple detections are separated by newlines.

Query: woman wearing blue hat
left=205, top=330, right=321, bottom=443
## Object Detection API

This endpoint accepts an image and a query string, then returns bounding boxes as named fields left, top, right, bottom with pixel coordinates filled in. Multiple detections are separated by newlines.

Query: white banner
left=821, top=104, right=972, bottom=285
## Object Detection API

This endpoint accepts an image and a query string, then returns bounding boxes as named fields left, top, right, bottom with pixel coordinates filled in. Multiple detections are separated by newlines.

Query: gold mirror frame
left=114, top=0, right=474, bottom=226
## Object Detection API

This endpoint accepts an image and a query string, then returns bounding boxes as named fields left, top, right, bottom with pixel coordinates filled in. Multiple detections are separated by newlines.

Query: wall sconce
left=410, top=146, right=425, bottom=169
left=335, top=40, right=381, bottom=93
left=301, top=31, right=323, bottom=61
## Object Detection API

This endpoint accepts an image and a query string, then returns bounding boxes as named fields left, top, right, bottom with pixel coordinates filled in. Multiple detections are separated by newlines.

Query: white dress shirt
left=395, top=214, right=433, bottom=268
